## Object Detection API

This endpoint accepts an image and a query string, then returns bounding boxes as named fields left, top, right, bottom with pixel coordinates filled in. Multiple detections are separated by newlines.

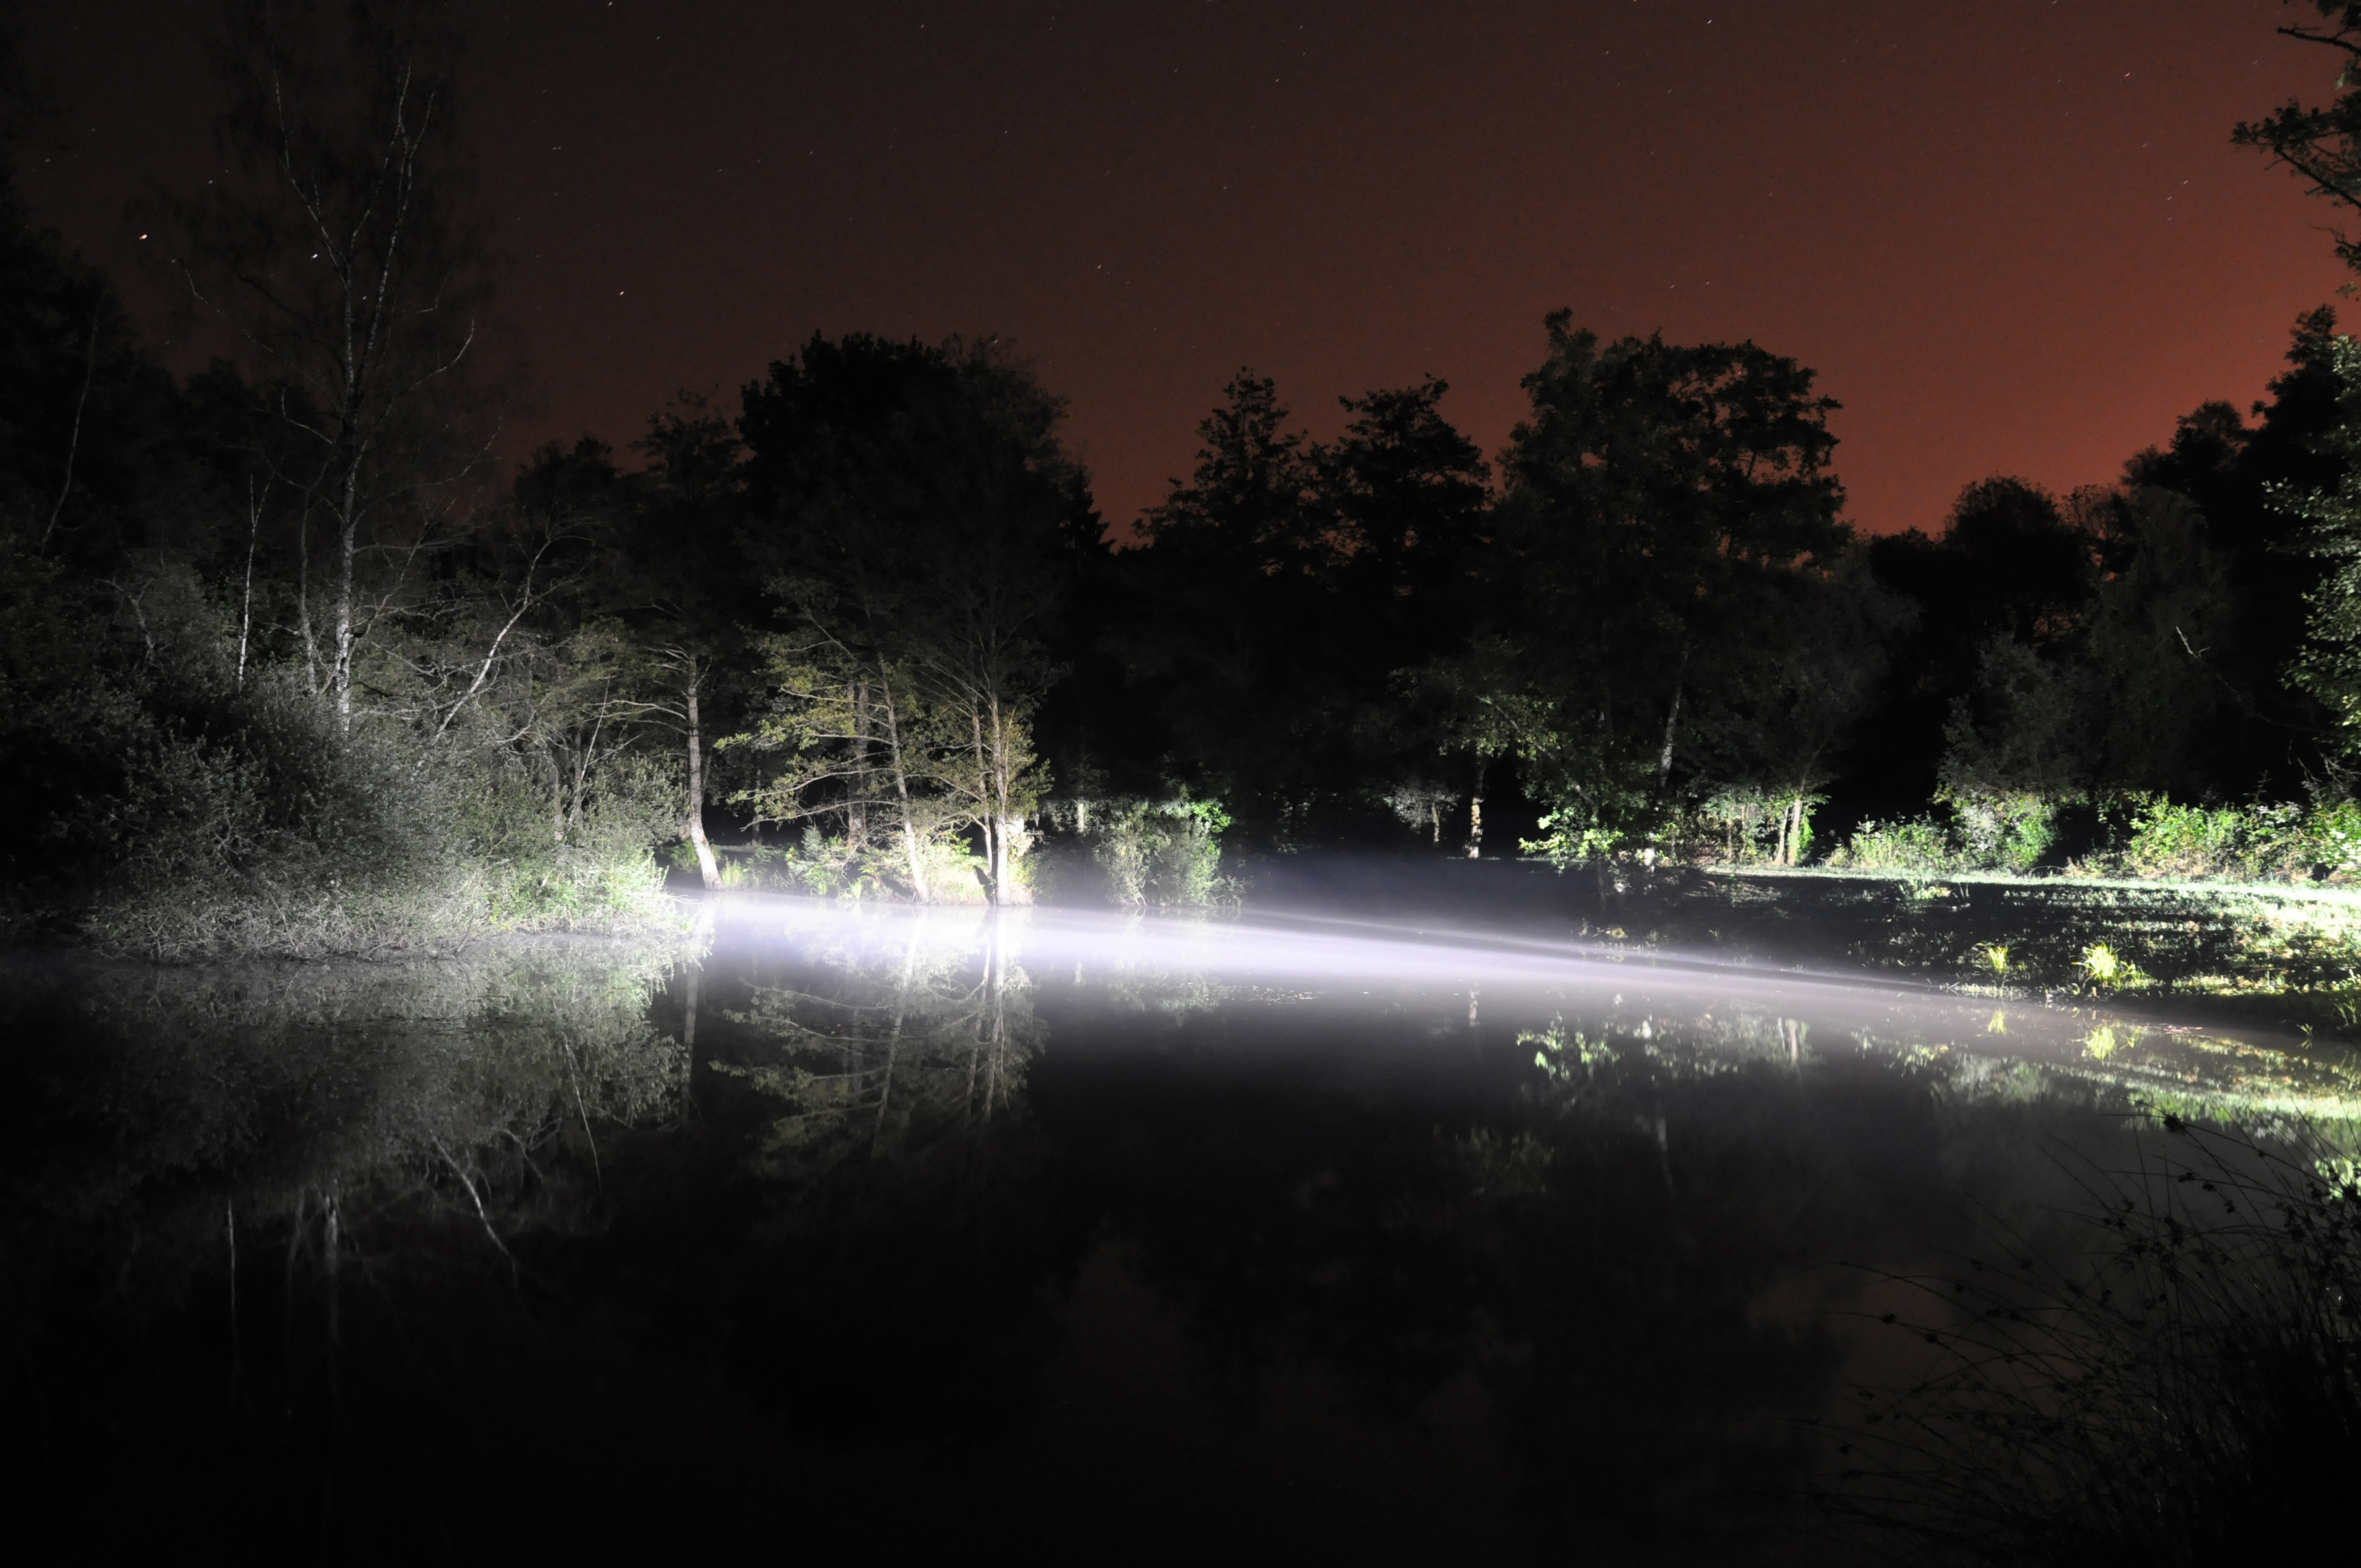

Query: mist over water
left=6, top=891, right=2351, bottom=1560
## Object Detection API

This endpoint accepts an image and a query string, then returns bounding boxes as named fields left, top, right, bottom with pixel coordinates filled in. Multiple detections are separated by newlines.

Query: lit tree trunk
left=988, top=689, right=1015, bottom=901
left=40, top=298, right=98, bottom=549
left=685, top=655, right=720, bottom=889
left=226, top=1198, right=240, bottom=1386
left=1657, top=683, right=1682, bottom=792
left=970, top=699, right=1000, bottom=904
left=569, top=708, right=606, bottom=835
left=872, top=661, right=929, bottom=901
left=297, top=505, right=319, bottom=693
left=332, top=445, right=361, bottom=729
left=1465, top=753, right=1485, bottom=860
left=849, top=679, right=870, bottom=850
left=237, top=478, right=262, bottom=687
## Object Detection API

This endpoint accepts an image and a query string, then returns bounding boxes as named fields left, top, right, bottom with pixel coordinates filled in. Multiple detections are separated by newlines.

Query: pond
left=6, top=883, right=2355, bottom=1562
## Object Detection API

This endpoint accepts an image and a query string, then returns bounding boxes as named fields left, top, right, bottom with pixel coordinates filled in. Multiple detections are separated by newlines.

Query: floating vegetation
left=2079, top=942, right=2128, bottom=989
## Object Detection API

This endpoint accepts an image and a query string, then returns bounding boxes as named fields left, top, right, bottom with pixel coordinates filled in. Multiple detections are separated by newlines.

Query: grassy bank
left=1572, top=863, right=2361, bottom=1028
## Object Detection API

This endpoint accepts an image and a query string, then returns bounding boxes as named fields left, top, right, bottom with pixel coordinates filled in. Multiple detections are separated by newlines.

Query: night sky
left=17, top=0, right=2357, bottom=536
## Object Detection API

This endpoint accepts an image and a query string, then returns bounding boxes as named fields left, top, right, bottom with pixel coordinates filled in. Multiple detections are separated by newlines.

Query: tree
left=1686, top=551, right=1905, bottom=851
left=621, top=394, right=750, bottom=891
left=736, top=335, right=1089, bottom=902
left=1485, top=315, right=1850, bottom=851
left=2234, top=3, right=2361, bottom=273
left=2274, top=332, right=2361, bottom=759
left=171, top=0, right=494, bottom=728
left=1861, top=477, right=2101, bottom=807
left=1322, top=379, right=1492, bottom=616
left=2111, top=312, right=2349, bottom=796
left=1120, top=372, right=1326, bottom=809
left=732, top=597, right=961, bottom=901
left=0, top=162, right=184, bottom=565
left=1108, top=373, right=1493, bottom=839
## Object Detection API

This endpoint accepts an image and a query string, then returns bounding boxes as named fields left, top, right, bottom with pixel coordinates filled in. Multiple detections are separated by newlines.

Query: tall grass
left=1825, top=1119, right=2361, bottom=1563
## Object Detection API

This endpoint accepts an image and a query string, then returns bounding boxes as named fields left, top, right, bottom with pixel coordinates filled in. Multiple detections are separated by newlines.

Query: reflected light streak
left=691, top=893, right=2310, bottom=1077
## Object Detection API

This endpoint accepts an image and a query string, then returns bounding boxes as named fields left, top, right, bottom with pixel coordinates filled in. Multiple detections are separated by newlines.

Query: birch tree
left=737, top=335, right=1087, bottom=903
left=173, top=0, right=494, bottom=729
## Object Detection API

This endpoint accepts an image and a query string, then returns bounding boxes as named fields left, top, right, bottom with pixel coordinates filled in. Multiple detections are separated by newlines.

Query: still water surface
left=6, top=889, right=2351, bottom=1561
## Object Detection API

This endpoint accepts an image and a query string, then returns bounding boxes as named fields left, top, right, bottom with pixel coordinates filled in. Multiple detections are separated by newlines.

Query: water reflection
left=4, top=898, right=2354, bottom=1559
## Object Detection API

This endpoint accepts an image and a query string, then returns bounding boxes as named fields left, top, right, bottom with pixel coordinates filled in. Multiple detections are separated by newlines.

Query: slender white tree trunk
left=296, top=507, right=319, bottom=694
left=41, top=299, right=98, bottom=549
left=237, top=480, right=261, bottom=688
left=333, top=456, right=359, bottom=728
left=1657, top=684, right=1683, bottom=790
left=685, top=656, right=721, bottom=889
left=1465, top=754, right=1485, bottom=860
left=873, top=664, right=929, bottom=901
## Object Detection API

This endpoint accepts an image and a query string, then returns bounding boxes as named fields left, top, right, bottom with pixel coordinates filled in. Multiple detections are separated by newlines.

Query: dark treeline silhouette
left=14, top=0, right=2361, bottom=946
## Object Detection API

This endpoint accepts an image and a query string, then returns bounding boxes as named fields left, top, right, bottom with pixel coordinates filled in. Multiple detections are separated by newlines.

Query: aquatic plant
left=2081, top=942, right=2126, bottom=988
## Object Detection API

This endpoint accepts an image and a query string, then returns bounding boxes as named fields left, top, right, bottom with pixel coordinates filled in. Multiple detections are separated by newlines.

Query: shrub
left=2300, top=798, right=2361, bottom=879
left=1831, top=817, right=1957, bottom=873
left=712, top=823, right=993, bottom=903
left=1691, top=787, right=1785, bottom=865
left=1085, top=793, right=1234, bottom=907
left=2117, top=795, right=2261, bottom=880
left=1944, top=788, right=2060, bottom=872
left=0, top=555, right=688, bottom=955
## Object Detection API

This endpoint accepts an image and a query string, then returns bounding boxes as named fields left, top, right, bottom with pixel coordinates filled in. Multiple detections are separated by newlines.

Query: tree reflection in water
left=4, top=899, right=2355, bottom=1560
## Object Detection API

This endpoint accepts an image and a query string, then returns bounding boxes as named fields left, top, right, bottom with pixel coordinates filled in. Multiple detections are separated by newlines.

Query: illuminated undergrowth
left=1578, top=866, right=2361, bottom=1028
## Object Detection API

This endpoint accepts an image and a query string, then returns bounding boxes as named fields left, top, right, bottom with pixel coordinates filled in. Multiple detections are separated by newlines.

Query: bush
left=2116, top=795, right=2268, bottom=880
left=1077, top=793, right=1234, bottom=907
left=1829, top=793, right=2057, bottom=876
left=468, top=750, right=680, bottom=930
left=2097, top=796, right=2361, bottom=884
left=1830, top=817, right=1958, bottom=873
left=1682, top=785, right=1827, bottom=865
left=2300, top=798, right=2361, bottom=878
left=0, top=554, right=686, bottom=955
left=1945, top=788, right=2060, bottom=872
left=713, top=823, right=993, bottom=903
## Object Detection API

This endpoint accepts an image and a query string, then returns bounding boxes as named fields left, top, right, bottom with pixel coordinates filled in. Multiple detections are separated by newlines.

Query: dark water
left=4, top=889, right=2351, bottom=1562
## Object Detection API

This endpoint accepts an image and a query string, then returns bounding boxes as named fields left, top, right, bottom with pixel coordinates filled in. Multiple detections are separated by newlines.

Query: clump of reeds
left=1821, top=1116, right=2361, bottom=1565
